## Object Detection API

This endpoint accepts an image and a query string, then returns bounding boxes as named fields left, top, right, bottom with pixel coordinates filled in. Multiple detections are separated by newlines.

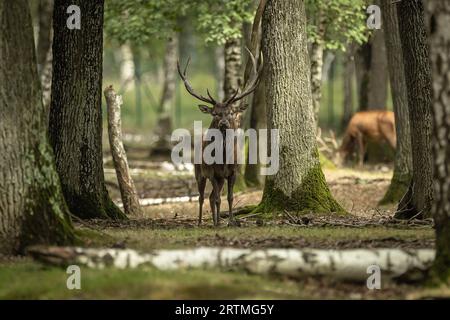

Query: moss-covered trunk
left=427, top=0, right=450, bottom=282
left=49, top=0, right=125, bottom=220
left=0, top=0, right=74, bottom=255
left=379, top=0, right=413, bottom=205
left=256, top=0, right=344, bottom=215
left=395, top=0, right=433, bottom=219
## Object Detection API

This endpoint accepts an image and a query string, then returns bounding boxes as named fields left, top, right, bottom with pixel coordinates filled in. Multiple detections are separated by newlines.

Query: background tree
left=50, top=0, right=125, bottom=220
left=395, top=0, right=433, bottom=219
left=0, top=0, right=74, bottom=254
left=253, top=0, right=344, bottom=215
left=427, top=0, right=450, bottom=282
left=305, top=0, right=368, bottom=124
left=151, top=35, right=179, bottom=156
left=379, top=0, right=412, bottom=204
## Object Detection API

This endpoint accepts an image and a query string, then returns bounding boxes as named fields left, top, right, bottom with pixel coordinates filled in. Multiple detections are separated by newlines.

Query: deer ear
left=198, top=105, right=212, bottom=114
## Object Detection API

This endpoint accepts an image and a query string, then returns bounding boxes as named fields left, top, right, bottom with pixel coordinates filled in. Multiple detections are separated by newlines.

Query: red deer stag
left=177, top=50, right=262, bottom=226
left=337, top=110, right=396, bottom=166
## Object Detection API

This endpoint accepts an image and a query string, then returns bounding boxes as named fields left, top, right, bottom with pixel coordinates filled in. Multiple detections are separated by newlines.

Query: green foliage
left=104, top=0, right=254, bottom=45
left=104, top=0, right=189, bottom=44
left=194, top=0, right=254, bottom=44
left=306, top=0, right=369, bottom=51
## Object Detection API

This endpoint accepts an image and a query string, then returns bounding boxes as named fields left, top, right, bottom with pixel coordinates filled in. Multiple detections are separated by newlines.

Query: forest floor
left=1, top=149, right=448, bottom=300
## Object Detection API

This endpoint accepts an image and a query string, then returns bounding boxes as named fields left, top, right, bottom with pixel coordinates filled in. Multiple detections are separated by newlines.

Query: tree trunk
left=132, top=46, right=143, bottom=128
left=224, top=37, right=243, bottom=108
left=367, top=22, right=388, bottom=109
left=395, top=0, right=433, bottom=220
left=355, top=42, right=371, bottom=110
left=37, top=0, right=54, bottom=113
left=427, top=0, right=450, bottom=282
left=36, top=0, right=53, bottom=75
left=310, top=11, right=325, bottom=125
left=119, top=44, right=135, bottom=91
left=214, top=46, right=225, bottom=102
left=342, top=45, right=355, bottom=131
left=151, top=35, right=179, bottom=157
left=49, top=0, right=125, bottom=220
left=104, top=86, right=142, bottom=216
left=0, top=0, right=74, bottom=255
left=379, top=0, right=413, bottom=205
left=224, top=37, right=247, bottom=191
left=244, top=68, right=267, bottom=187
left=256, top=0, right=344, bottom=214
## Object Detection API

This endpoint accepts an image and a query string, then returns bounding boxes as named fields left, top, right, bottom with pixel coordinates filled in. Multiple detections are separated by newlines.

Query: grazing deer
left=336, top=110, right=396, bottom=166
left=177, top=50, right=262, bottom=226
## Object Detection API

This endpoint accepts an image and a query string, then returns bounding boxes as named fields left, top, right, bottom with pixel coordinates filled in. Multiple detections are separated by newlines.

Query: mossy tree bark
left=427, top=0, right=450, bottom=282
left=255, top=0, right=344, bottom=215
left=379, top=0, right=413, bottom=205
left=151, top=35, right=179, bottom=157
left=0, top=0, right=74, bottom=255
left=49, top=0, right=125, bottom=220
left=395, top=0, right=433, bottom=219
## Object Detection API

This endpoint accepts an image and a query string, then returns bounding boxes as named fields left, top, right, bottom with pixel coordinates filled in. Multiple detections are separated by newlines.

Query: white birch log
left=28, top=246, right=435, bottom=282
left=104, top=86, right=142, bottom=216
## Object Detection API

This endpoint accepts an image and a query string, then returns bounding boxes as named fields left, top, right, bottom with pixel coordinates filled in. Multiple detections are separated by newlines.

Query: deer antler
left=177, top=58, right=216, bottom=105
left=224, top=47, right=263, bottom=106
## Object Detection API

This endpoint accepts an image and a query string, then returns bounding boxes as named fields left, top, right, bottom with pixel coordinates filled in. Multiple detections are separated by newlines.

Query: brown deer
left=177, top=50, right=262, bottom=226
left=336, top=110, right=396, bottom=166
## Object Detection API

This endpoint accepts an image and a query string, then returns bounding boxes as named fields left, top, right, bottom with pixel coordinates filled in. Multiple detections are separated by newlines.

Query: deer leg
left=196, top=176, right=206, bottom=226
left=215, top=178, right=225, bottom=226
left=209, top=188, right=217, bottom=226
left=227, top=174, right=236, bottom=223
left=356, top=133, right=365, bottom=167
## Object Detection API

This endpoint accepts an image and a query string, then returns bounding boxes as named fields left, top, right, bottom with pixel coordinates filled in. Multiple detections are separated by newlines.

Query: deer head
left=177, top=48, right=262, bottom=131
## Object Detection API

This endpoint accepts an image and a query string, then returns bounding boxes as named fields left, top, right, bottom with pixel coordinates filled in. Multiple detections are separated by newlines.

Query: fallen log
left=27, top=246, right=435, bottom=282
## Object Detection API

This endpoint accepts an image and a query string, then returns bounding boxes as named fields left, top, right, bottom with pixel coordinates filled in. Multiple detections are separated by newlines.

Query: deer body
left=177, top=49, right=261, bottom=226
left=338, top=110, right=396, bottom=166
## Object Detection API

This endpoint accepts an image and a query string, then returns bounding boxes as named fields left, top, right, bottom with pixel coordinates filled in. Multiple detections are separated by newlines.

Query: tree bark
left=37, top=0, right=54, bottom=113
left=151, top=35, right=179, bottom=156
left=367, top=21, right=388, bottom=109
left=29, top=246, right=435, bottom=283
left=426, top=0, right=450, bottom=282
left=104, top=86, right=142, bottom=216
left=379, top=0, right=413, bottom=205
left=224, top=37, right=247, bottom=191
left=395, top=0, right=433, bottom=220
left=0, top=0, right=74, bottom=255
left=214, top=46, right=225, bottom=102
left=224, top=37, right=243, bottom=109
left=342, top=45, right=355, bottom=131
left=310, top=10, right=325, bottom=125
left=49, top=0, right=125, bottom=220
left=37, top=0, right=53, bottom=75
left=119, top=44, right=135, bottom=91
left=256, top=0, right=344, bottom=214
left=355, top=42, right=371, bottom=110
